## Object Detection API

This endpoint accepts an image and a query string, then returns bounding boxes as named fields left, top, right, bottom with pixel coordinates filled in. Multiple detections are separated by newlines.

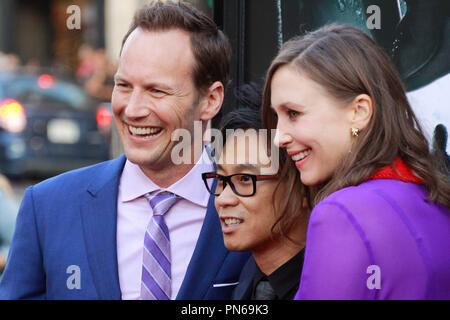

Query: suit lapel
left=176, top=193, right=228, bottom=299
left=80, top=155, right=126, bottom=300
left=232, top=256, right=256, bottom=300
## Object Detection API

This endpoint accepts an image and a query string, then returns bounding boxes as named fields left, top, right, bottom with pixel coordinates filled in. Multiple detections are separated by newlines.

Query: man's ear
left=349, top=94, right=373, bottom=131
left=198, top=81, right=224, bottom=121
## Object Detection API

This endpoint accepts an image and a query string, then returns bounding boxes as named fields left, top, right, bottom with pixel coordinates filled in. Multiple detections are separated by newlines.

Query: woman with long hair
left=262, top=24, right=450, bottom=299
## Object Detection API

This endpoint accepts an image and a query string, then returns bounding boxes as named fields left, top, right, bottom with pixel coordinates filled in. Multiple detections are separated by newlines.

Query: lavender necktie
left=141, top=191, right=180, bottom=300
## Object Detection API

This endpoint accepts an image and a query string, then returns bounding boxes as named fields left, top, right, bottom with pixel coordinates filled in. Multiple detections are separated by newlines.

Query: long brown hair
left=271, top=147, right=311, bottom=245
left=262, top=24, right=450, bottom=208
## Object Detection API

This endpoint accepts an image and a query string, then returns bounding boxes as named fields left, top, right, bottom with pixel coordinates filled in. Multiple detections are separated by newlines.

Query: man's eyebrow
left=216, top=163, right=260, bottom=172
left=114, top=74, right=173, bottom=91
left=114, top=74, right=126, bottom=82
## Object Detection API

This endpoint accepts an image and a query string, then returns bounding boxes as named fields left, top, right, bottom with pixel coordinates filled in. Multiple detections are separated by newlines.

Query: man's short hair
left=121, top=1, right=232, bottom=94
left=219, top=83, right=263, bottom=140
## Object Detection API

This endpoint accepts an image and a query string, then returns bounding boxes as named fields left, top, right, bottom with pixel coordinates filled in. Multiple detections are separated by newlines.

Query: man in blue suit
left=0, top=1, right=249, bottom=300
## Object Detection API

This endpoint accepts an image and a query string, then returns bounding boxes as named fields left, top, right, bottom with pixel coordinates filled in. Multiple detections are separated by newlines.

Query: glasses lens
left=204, top=173, right=222, bottom=196
left=204, top=173, right=255, bottom=196
left=230, top=174, right=254, bottom=196
left=215, top=176, right=225, bottom=195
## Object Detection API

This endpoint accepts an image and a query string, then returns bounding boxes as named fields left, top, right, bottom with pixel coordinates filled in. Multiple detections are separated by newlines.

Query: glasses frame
left=202, top=172, right=279, bottom=197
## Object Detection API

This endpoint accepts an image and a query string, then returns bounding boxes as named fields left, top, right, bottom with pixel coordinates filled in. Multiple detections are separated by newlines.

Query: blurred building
left=0, top=0, right=212, bottom=74
left=0, top=0, right=106, bottom=74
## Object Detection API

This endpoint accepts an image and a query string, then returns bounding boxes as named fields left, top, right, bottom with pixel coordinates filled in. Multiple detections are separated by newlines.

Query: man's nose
left=124, top=89, right=151, bottom=119
left=215, top=183, right=239, bottom=208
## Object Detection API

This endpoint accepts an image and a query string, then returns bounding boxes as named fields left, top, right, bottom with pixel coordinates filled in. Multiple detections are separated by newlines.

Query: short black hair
left=219, top=82, right=263, bottom=140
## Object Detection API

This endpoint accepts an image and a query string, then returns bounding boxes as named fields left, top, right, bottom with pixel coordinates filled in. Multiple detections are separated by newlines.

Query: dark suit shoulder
left=232, top=255, right=256, bottom=300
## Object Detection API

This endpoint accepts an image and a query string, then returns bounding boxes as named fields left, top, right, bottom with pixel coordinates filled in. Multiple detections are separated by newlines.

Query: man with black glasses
left=202, top=84, right=310, bottom=300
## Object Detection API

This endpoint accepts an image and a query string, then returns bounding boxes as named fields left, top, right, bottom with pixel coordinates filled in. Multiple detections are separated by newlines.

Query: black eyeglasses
left=202, top=172, right=279, bottom=197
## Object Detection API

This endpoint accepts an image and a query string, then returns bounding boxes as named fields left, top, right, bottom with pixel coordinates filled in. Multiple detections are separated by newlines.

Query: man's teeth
left=224, top=218, right=243, bottom=226
left=129, top=125, right=161, bottom=136
left=292, top=149, right=311, bottom=161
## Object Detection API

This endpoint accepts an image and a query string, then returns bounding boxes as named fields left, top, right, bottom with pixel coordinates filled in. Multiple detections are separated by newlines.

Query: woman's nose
left=273, top=128, right=292, bottom=148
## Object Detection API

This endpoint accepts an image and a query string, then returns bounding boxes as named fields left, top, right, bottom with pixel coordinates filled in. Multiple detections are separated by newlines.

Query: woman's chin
left=300, top=172, right=326, bottom=187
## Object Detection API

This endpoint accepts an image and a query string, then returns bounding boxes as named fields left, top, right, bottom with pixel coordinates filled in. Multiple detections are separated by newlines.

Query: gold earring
left=351, top=127, right=359, bottom=137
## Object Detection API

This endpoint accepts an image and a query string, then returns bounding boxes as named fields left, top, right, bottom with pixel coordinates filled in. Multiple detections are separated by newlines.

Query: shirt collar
left=252, top=249, right=305, bottom=300
left=120, top=146, right=214, bottom=207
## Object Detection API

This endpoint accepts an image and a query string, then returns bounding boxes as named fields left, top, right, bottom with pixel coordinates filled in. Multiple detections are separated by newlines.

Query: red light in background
left=96, top=106, right=112, bottom=129
left=38, top=74, right=54, bottom=89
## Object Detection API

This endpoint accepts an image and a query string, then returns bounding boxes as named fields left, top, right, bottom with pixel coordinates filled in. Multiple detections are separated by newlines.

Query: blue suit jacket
left=232, top=256, right=256, bottom=300
left=0, top=155, right=250, bottom=299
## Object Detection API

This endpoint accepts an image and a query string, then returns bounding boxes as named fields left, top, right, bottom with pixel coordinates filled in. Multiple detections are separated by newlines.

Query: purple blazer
left=294, top=179, right=450, bottom=300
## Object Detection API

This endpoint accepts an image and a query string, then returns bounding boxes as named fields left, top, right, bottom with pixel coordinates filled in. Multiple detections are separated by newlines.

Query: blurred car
left=0, top=71, right=112, bottom=178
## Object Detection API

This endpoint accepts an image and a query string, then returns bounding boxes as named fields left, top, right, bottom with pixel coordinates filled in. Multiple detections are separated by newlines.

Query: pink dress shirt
left=116, top=148, right=214, bottom=299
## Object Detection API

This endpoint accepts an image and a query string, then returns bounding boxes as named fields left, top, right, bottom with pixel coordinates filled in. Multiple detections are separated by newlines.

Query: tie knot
left=255, top=279, right=277, bottom=300
left=144, top=191, right=180, bottom=216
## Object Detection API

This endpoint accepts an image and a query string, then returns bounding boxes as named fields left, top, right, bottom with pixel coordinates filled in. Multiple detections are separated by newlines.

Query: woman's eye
left=287, top=109, right=300, bottom=119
